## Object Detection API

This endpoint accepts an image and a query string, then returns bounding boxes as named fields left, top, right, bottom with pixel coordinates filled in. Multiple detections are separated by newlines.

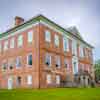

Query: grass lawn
left=0, top=88, right=100, bottom=100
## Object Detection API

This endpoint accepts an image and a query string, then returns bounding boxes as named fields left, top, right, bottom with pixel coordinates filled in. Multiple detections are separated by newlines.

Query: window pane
left=45, top=30, right=51, bottom=42
left=2, top=62, right=7, bottom=71
left=63, top=37, right=69, bottom=51
left=45, top=53, right=51, bottom=66
left=55, top=56, right=60, bottom=68
left=28, top=54, right=32, bottom=65
left=28, top=31, right=33, bottom=43
left=55, top=34, right=59, bottom=47
left=56, top=75, right=60, bottom=84
left=46, top=74, right=51, bottom=84
left=72, top=40, right=77, bottom=55
left=73, top=62, right=78, bottom=74
left=4, top=41, right=8, bottom=50
left=18, top=35, right=23, bottom=47
left=27, top=75, right=32, bottom=85
left=16, top=57, right=21, bottom=68
left=8, top=58, right=14, bottom=70
left=79, top=45, right=84, bottom=57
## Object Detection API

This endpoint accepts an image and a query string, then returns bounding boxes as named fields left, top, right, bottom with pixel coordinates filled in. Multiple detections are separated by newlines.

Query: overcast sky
left=0, top=0, right=100, bottom=61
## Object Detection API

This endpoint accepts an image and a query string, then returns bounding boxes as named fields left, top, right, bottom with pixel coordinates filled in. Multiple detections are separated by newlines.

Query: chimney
left=15, top=16, right=24, bottom=26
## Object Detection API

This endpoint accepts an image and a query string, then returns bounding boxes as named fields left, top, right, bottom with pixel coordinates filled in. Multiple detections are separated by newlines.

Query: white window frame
left=79, top=45, right=84, bottom=57
left=28, top=30, right=33, bottom=43
left=72, top=40, right=77, bottom=56
left=27, top=75, right=32, bottom=85
left=63, top=37, right=69, bottom=52
left=17, top=35, right=23, bottom=47
left=45, top=30, right=51, bottom=42
left=73, top=61, right=78, bottom=74
left=64, top=58, right=70, bottom=69
left=4, top=40, right=8, bottom=51
left=10, top=38, right=15, bottom=48
left=56, top=75, right=60, bottom=84
left=46, top=74, right=51, bottom=84
left=55, top=56, right=60, bottom=68
left=27, top=53, right=32, bottom=66
left=16, top=56, right=22, bottom=68
left=45, top=53, right=51, bottom=67
left=54, top=34, right=59, bottom=47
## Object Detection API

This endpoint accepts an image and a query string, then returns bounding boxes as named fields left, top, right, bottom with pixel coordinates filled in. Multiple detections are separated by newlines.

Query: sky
left=0, top=0, right=100, bottom=61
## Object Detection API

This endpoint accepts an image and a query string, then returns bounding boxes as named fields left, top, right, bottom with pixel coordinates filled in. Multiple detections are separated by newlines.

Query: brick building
left=0, top=15, right=94, bottom=89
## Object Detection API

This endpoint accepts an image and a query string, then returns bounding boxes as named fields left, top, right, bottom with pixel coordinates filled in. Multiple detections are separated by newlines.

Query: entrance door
left=8, top=77, right=13, bottom=89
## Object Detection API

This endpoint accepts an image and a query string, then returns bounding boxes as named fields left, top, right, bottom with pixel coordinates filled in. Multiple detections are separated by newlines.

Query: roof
left=0, top=14, right=94, bottom=48
left=66, top=26, right=83, bottom=40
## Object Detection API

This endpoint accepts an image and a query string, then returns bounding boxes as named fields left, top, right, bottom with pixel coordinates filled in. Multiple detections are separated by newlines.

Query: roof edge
left=0, top=14, right=94, bottom=48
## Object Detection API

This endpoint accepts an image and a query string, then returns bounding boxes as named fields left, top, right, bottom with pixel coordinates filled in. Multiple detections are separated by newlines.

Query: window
left=54, top=34, right=59, bottom=47
left=56, top=75, right=60, bottom=84
left=45, top=30, right=51, bottom=42
left=10, top=38, right=14, bottom=48
left=73, top=62, right=78, bottom=74
left=55, top=56, right=60, bottom=68
left=28, top=30, right=33, bottom=43
left=16, top=76, right=21, bottom=86
left=72, top=40, right=77, bottom=56
left=18, top=35, right=23, bottom=47
left=27, top=54, right=32, bottom=66
left=2, top=63, right=7, bottom=71
left=4, top=40, right=8, bottom=50
left=63, top=37, right=69, bottom=52
left=46, top=74, right=51, bottom=84
left=8, top=58, right=14, bottom=70
left=79, top=45, right=84, bottom=57
left=64, top=59, right=69, bottom=69
left=0, top=42, right=2, bottom=52
left=16, top=57, right=21, bottom=68
left=27, top=75, right=32, bottom=85
left=45, top=53, right=51, bottom=66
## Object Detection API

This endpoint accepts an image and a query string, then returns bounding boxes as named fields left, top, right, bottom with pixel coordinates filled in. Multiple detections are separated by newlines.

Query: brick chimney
left=15, top=16, right=24, bottom=26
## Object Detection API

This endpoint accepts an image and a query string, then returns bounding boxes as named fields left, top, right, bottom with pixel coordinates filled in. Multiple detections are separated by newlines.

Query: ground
left=0, top=88, right=100, bottom=100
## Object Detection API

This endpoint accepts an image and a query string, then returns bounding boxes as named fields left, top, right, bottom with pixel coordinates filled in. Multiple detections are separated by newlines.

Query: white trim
left=56, top=75, right=60, bottom=84
left=0, top=22, right=39, bottom=40
left=0, top=20, right=91, bottom=49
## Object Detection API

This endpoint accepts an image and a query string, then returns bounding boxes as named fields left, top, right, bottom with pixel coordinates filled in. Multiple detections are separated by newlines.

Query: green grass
left=0, top=88, right=100, bottom=100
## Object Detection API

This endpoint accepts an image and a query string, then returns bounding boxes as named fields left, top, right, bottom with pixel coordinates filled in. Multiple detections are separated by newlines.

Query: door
left=8, top=77, right=13, bottom=89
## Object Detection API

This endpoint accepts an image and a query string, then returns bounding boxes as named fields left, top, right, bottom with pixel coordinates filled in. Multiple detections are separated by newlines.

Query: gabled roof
left=0, top=14, right=94, bottom=48
left=66, top=26, right=83, bottom=40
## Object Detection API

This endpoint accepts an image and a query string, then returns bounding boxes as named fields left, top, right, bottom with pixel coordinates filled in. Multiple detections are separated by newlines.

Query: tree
left=94, top=59, right=100, bottom=83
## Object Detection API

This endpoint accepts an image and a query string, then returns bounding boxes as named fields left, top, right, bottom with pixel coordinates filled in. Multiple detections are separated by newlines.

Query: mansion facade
left=0, top=15, right=94, bottom=89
